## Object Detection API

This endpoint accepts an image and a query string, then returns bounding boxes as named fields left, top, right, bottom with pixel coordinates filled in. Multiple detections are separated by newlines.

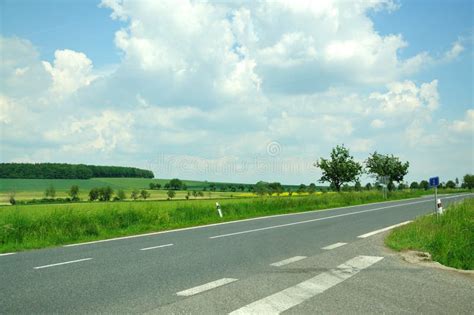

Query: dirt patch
left=400, top=250, right=474, bottom=276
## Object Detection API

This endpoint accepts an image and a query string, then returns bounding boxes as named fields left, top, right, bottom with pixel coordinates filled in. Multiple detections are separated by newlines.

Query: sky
left=0, top=0, right=473, bottom=185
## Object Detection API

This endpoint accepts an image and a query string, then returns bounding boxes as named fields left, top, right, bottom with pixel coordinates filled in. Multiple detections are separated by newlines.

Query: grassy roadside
left=0, top=190, right=469, bottom=253
left=385, top=198, right=474, bottom=270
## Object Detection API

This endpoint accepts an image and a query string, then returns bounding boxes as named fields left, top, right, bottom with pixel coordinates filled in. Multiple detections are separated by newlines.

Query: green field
left=385, top=198, right=474, bottom=270
left=0, top=189, right=467, bottom=253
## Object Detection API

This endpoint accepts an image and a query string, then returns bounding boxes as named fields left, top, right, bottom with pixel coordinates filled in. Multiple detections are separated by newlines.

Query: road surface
left=1, top=193, right=472, bottom=313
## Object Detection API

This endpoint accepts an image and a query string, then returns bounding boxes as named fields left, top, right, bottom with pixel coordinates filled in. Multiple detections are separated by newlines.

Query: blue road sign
left=429, top=176, right=439, bottom=187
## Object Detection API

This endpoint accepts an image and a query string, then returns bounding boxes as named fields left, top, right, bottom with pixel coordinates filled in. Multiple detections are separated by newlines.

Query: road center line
left=34, top=258, right=92, bottom=270
left=209, top=199, right=429, bottom=239
left=322, top=242, right=347, bottom=250
left=176, top=278, right=238, bottom=296
left=270, top=256, right=307, bottom=267
left=140, top=243, right=174, bottom=251
left=0, top=253, right=16, bottom=257
left=357, top=221, right=412, bottom=238
left=230, top=255, right=384, bottom=315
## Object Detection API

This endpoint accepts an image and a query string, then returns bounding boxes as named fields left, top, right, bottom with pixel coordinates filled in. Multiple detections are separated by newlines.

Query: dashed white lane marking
left=322, top=242, right=347, bottom=250
left=270, top=256, right=307, bottom=267
left=357, top=221, right=412, bottom=238
left=140, top=243, right=174, bottom=251
left=34, top=258, right=92, bottom=270
left=176, top=278, right=238, bottom=297
left=230, top=255, right=384, bottom=315
left=0, top=253, right=16, bottom=257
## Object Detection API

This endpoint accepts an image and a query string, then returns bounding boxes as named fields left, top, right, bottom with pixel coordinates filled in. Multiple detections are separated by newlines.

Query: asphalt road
left=1, top=193, right=472, bottom=314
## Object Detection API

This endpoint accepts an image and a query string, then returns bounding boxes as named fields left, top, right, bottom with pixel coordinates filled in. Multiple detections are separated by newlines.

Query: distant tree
left=387, top=182, right=395, bottom=191
left=155, top=183, right=161, bottom=190
left=438, top=182, right=445, bottom=189
left=89, top=188, right=100, bottom=201
left=297, top=184, right=307, bottom=194
left=365, top=183, right=372, bottom=190
left=117, top=189, right=126, bottom=200
left=463, top=174, right=474, bottom=189
left=140, top=189, right=150, bottom=200
left=308, top=183, right=317, bottom=194
left=398, top=183, right=407, bottom=190
left=149, top=183, right=154, bottom=190
left=198, top=191, right=204, bottom=197
left=269, top=182, right=283, bottom=196
left=238, top=184, right=245, bottom=191
left=365, top=152, right=409, bottom=191
left=419, top=180, right=429, bottom=190
left=99, top=186, right=113, bottom=201
left=288, top=190, right=293, bottom=197
left=410, top=181, right=419, bottom=189
left=209, top=183, right=217, bottom=191
left=354, top=181, right=362, bottom=191
left=69, top=185, right=80, bottom=201
left=455, top=177, right=459, bottom=187
left=130, top=189, right=139, bottom=200
left=182, top=183, right=187, bottom=191
left=9, top=192, right=16, bottom=205
left=445, top=180, right=456, bottom=189
left=44, top=184, right=56, bottom=198
left=164, top=183, right=170, bottom=190
left=315, top=145, right=363, bottom=191
left=192, top=190, right=198, bottom=198
left=254, top=181, right=269, bottom=196
left=167, top=190, right=176, bottom=199
left=168, top=178, right=183, bottom=190
left=342, top=184, right=351, bottom=191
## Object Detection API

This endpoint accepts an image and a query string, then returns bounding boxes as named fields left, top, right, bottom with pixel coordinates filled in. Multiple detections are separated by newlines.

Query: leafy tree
left=254, top=181, right=269, bottom=196
left=89, top=188, right=100, bottom=201
left=164, top=183, right=170, bottom=190
left=445, top=180, right=456, bottom=189
left=140, top=189, right=150, bottom=200
left=209, top=183, right=217, bottom=191
left=155, top=183, right=161, bottom=190
left=365, top=183, right=372, bottom=190
left=463, top=174, right=474, bottom=189
left=410, top=181, right=419, bottom=189
left=269, top=182, right=283, bottom=196
left=308, top=183, right=317, bottom=194
left=387, top=182, right=396, bottom=191
left=398, top=183, right=407, bottom=190
left=315, top=145, right=363, bottom=191
left=9, top=192, right=16, bottom=205
left=192, top=190, right=198, bottom=198
left=99, top=186, right=113, bottom=201
left=354, top=181, right=362, bottom=191
left=365, top=152, right=409, bottom=191
left=455, top=177, right=459, bottom=187
left=342, top=184, right=351, bottom=191
left=297, top=184, right=307, bottom=194
left=168, top=178, right=183, bottom=190
left=167, top=190, right=176, bottom=199
left=69, top=185, right=80, bottom=201
left=45, top=184, right=56, bottom=198
left=419, top=180, right=429, bottom=190
left=130, top=189, right=139, bottom=200
left=117, top=189, right=126, bottom=200
left=198, top=191, right=204, bottom=197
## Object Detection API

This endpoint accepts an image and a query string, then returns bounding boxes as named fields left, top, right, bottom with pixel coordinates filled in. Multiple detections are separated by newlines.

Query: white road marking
left=62, top=194, right=469, bottom=247
left=230, top=255, right=384, bottom=315
left=357, top=221, right=412, bottom=238
left=209, top=200, right=429, bottom=239
left=176, top=278, right=238, bottom=297
left=270, top=256, right=307, bottom=267
left=140, top=243, right=174, bottom=251
left=0, top=253, right=16, bottom=257
left=322, top=242, right=347, bottom=250
left=34, top=258, right=92, bottom=270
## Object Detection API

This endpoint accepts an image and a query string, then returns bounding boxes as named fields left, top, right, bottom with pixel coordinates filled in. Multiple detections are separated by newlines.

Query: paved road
left=1, top=194, right=472, bottom=314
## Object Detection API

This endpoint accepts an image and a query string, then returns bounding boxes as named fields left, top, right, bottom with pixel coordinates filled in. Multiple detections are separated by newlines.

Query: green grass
left=1, top=190, right=468, bottom=253
left=385, top=198, right=474, bottom=270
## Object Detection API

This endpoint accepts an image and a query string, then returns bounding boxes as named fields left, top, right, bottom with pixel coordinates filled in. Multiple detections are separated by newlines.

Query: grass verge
left=0, top=190, right=469, bottom=253
left=385, top=198, right=474, bottom=270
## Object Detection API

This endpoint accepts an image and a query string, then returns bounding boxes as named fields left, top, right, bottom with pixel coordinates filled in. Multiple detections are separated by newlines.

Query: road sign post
left=429, top=177, right=440, bottom=217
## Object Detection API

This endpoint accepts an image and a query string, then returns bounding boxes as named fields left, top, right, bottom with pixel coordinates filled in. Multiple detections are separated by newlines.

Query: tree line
left=0, top=163, right=154, bottom=179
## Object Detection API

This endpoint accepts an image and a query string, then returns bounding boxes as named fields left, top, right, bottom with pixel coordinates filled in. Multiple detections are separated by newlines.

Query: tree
left=455, top=177, right=459, bottom=187
left=168, top=178, right=183, bottom=190
left=419, top=180, right=429, bottom=190
left=192, top=190, right=198, bottom=198
left=297, top=184, right=307, bottom=194
left=463, top=174, right=474, bottom=189
left=99, top=186, right=113, bottom=201
left=315, top=145, right=363, bottom=191
left=268, top=182, right=283, bottom=196
left=69, top=185, right=80, bottom=201
left=117, top=189, right=126, bottom=200
left=354, top=181, right=362, bottom=191
left=89, top=188, right=100, bottom=201
left=167, top=190, right=176, bottom=199
left=445, top=180, right=456, bottom=189
left=254, top=181, right=269, bottom=196
left=9, top=192, right=16, bottom=205
left=140, top=189, right=150, bottom=200
left=410, top=181, right=419, bottom=189
left=308, top=183, right=317, bottom=194
left=365, top=183, right=372, bottom=190
left=45, top=184, right=56, bottom=198
left=130, top=189, right=139, bottom=200
left=365, top=152, right=409, bottom=191
left=398, top=183, right=407, bottom=190
left=198, top=191, right=204, bottom=197
left=387, top=182, right=395, bottom=191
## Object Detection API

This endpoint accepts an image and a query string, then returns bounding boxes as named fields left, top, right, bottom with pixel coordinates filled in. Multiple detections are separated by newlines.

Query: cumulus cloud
left=443, top=40, right=464, bottom=61
left=448, top=109, right=474, bottom=133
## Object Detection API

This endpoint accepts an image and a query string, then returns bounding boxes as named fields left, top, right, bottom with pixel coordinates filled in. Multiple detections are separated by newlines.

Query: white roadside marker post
left=437, top=198, right=443, bottom=215
left=216, top=202, right=223, bottom=218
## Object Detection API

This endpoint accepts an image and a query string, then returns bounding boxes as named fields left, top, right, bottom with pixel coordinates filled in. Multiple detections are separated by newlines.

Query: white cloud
left=370, top=119, right=385, bottom=129
left=448, top=109, right=474, bottom=133
left=443, top=40, right=464, bottom=61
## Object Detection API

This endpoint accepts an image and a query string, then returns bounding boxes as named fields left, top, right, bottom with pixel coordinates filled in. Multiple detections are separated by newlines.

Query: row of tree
left=0, top=163, right=154, bottom=179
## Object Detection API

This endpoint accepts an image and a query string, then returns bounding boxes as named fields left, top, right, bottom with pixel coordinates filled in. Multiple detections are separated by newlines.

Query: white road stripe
left=209, top=200, right=428, bottom=239
left=176, top=278, right=238, bottom=297
left=140, top=243, right=174, bottom=251
left=270, top=256, right=307, bottom=267
left=0, top=253, right=16, bottom=257
left=322, top=242, right=347, bottom=250
left=34, top=258, right=92, bottom=270
left=230, top=255, right=384, bottom=315
left=63, top=194, right=468, bottom=247
left=357, top=221, right=412, bottom=238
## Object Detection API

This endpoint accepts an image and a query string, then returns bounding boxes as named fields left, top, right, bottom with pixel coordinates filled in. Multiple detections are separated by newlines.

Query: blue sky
left=1, top=0, right=472, bottom=184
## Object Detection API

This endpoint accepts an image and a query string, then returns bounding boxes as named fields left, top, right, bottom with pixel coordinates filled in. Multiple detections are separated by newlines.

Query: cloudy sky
left=1, top=0, right=472, bottom=184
